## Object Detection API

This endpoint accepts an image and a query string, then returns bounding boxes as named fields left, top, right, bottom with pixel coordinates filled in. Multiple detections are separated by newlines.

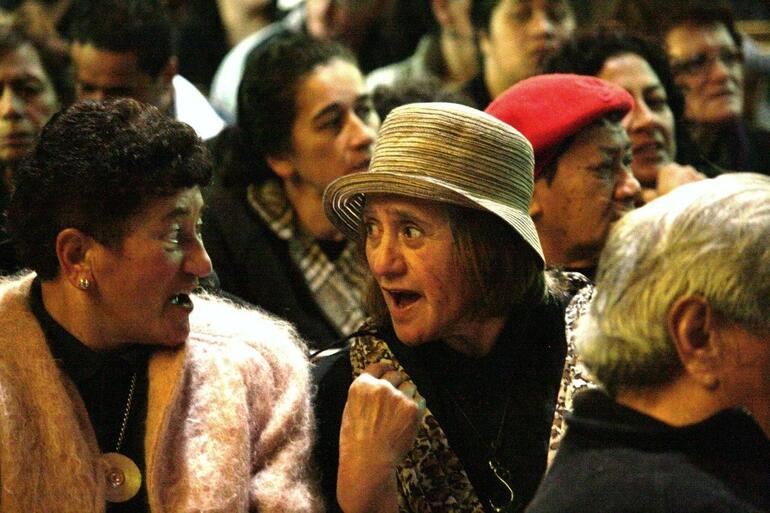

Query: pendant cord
left=443, top=383, right=513, bottom=457
left=115, top=372, right=137, bottom=453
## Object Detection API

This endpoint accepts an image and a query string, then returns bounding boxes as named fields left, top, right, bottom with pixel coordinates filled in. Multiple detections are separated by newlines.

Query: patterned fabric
left=247, top=180, right=368, bottom=336
left=548, top=283, right=598, bottom=464
left=349, top=327, right=486, bottom=513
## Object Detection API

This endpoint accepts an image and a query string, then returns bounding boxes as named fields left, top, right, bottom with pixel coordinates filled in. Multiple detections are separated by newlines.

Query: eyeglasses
left=669, top=47, right=744, bottom=77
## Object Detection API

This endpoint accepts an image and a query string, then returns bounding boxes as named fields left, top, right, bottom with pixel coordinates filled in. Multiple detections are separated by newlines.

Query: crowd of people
left=0, top=0, right=768, bottom=512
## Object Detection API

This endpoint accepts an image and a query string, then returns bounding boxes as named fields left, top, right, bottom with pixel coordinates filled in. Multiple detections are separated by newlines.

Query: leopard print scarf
left=349, top=329, right=485, bottom=513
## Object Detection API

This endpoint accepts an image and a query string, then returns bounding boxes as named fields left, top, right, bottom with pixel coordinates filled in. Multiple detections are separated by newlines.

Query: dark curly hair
left=7, top=98, right=212, bottom=279
left=215, top=33, right=356, bottom=188
left=69, top=0, right=175, bottom=77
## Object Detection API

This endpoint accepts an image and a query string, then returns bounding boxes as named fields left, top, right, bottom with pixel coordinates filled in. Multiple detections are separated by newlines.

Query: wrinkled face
left=364, top=195, right=483, bottom=346
left=532, top=121, right=639, bottom=267
left=272, top=58, right=378, bottom=197
left=0, top=44, right=59, bottom=166
left=666, top=22, right=743, bottom=124
left=87, top=187, right=212, bottom=348
left=598, top=53, right=676, bottom=186
left=481, top=0, right=575, bottom=91
left=71, top=42, right=168, bottom=108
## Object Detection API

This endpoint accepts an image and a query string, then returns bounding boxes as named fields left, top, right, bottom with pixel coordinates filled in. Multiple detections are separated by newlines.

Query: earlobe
left=667, top=295, right=721, bottom=387
left=56, top=228, right=94, bottom=290
left=478, top=30, right=490, bottom=57
left=266, top=154, right=296, bottom=180
left=161, top=56, right=178, bottom=85
left=529, top=180, right=546, bottom=218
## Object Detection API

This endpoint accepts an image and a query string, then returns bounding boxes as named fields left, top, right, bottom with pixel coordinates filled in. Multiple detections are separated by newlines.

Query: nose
left=629, top=101, right=657, bottom=133
left=348, top=111, right=378, bottom=151
left=614, top=166, right=642, bottom=202
left=0, top=86, right=23, bottom=119
left=184, top=237, right=213, bottom=278
left=707, top=55, right=732, bottom=82
left=367, top=230, right=406, bottom=279
left=528, top=9, right=555, bottom=37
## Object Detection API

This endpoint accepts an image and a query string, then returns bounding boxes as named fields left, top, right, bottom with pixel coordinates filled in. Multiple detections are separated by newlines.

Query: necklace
left=100, top=371, right=142, bottom=503
left=444, top=388, right=517, bottom=513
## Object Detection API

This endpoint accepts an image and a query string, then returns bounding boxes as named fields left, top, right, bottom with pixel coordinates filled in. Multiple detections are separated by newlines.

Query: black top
left=313, top=298, right=568, bottom=513
left=29, top=278, right=151, bottom=512
left=457, top=72, right=493, bottom=110
left=526, top=389, right=770, bottom=513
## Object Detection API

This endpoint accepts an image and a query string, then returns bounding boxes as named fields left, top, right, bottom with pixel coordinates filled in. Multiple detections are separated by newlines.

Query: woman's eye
left=622, top=154, right=634, bottom=168
left=403, top=226, right=422, bottom=239
left=363, top=220, right=378, bottom=237
left=647, top=97, right=668, bottom=111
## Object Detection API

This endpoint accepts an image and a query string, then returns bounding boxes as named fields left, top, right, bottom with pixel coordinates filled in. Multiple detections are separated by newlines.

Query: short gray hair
left=576, top=173, right=770, bottom=395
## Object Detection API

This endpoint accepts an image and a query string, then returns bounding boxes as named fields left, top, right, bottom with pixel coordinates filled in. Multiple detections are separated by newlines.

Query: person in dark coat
left=202, top=34, right=378, bottom=349
left=526, top=173, right=770, bottom=513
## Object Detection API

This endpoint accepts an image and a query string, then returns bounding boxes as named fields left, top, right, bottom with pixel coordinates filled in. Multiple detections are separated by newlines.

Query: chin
left=392, top=323, right=432, bottom=346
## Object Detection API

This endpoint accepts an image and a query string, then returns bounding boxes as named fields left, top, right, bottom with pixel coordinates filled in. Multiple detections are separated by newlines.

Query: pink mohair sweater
left=0, top=273, right=322, bottom=513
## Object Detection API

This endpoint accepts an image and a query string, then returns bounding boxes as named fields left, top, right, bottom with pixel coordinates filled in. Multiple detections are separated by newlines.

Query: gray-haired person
left=526, top=173, right=770, bottom=513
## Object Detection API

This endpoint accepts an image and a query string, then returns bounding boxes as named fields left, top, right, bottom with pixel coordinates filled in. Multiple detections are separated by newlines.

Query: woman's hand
left=642, top=163, right=706, bottom=204
left=336, top=362, right=425, bottom=513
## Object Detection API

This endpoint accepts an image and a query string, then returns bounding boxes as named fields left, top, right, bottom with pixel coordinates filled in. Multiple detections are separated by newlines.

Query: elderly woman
left=546, top=26, right=707, bottom=203
left=315, top=102, right=579, bottom=513
left=203, top=33, right=379, bottom=349
left=0, top=99, right=319, bottom=512
left=525, top=173, right=770, bottom=513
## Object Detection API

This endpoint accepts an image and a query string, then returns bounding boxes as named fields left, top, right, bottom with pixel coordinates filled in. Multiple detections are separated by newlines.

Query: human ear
left=667, top=295, right=722, bottom=389
left=55, top=228, right=95, bottom=290
left=529, top=179, right=546, bottom=218
left=266, top=154, right=296, bottom=180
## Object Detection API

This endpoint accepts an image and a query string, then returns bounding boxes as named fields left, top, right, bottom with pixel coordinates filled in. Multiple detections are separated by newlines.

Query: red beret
left=485, top=74, right=634, bottom=177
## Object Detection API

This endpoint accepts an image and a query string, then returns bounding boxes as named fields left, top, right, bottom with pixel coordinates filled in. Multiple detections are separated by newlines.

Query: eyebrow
left=162, top=206, right=194, bottom=222
left=311, top=93, right=371, bottom=124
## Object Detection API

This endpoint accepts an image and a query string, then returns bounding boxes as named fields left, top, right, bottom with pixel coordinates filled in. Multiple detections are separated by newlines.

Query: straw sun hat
left=323, top=102, right=544, bottom=266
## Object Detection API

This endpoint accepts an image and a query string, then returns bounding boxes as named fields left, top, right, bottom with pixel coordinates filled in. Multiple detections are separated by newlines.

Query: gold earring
left=78, top=277, right=90, bottom=290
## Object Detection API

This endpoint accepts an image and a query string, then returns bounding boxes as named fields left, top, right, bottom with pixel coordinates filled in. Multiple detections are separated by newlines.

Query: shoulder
left=187, top=292, right=310, bottom=378
left=0, top=273, right=37, bottom=333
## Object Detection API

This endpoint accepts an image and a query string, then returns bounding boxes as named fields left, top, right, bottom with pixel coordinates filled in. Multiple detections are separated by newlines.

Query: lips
left=0, top=132, right=34, bottom=146
left=384, top=288, right=421, bottom=313
left=632, top=140, right=666, bottom=162
left=169, top=293, right=194, bottom=311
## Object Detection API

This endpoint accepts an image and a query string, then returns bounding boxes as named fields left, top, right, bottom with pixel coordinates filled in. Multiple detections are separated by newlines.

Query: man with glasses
left=664, top=3, right=770, bottom=174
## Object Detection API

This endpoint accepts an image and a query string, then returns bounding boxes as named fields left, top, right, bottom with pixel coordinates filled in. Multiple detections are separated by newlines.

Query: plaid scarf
left=349, top=327, right=486, bottom=513
left=247, top=180, right=368, bottom=336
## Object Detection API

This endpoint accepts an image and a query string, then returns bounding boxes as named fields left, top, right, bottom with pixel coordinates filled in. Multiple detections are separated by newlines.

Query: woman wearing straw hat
left=315, top=102, right=581, bottom=513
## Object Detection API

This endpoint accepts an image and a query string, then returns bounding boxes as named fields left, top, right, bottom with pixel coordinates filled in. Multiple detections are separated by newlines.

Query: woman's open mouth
left=169, top=293, right=194, bottom=311
left=386, top=289, right=421, bottom=309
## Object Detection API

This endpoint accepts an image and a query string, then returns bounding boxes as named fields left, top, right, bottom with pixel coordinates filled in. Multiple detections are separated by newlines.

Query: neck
left=283, top=178, right=343, bottom=241
left=483, top=60, right=516, bottom=101
left=2, top=164, right=15, bottom=194
left=439, top=31, right=478, bottom=85
left=41, top=278, right=119, bottom=351
left=443, top=315, right=507, bottom=358
left=538, top=234, right=599, bottom=275
left=615, top=377, right=729, bottom=429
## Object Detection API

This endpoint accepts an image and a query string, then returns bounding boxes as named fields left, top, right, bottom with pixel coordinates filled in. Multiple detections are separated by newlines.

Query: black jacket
left=526, top=389, right=770, bottom=513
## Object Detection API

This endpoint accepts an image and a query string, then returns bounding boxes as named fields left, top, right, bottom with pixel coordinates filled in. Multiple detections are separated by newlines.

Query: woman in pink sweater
left=0, top=98, right=320, bottom=513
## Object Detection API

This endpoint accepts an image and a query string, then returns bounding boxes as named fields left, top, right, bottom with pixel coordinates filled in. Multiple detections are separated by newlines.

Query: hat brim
left=324, top=171, right=545, bottom=268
